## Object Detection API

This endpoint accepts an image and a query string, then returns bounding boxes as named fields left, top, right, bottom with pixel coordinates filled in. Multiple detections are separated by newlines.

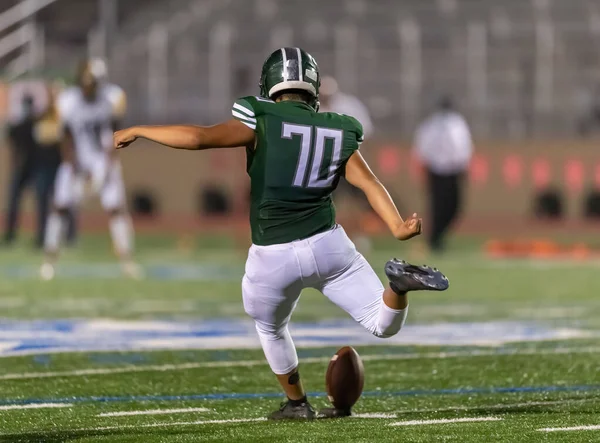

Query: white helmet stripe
left=280, top=48, right=288, bottom=81
left=283, top=47, right=300, bottom=81
left=296, top=47, right=303, bottom=81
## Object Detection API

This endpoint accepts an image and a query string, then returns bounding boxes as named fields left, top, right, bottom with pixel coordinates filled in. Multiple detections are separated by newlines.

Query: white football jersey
left=57, top=83, right=125, bottom=164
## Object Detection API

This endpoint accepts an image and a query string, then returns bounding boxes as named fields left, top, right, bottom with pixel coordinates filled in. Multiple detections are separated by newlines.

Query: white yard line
left=0, top=403, right=72, bottom=411
left=98, top=407, right=210, bottom=417
left=92, top=417, right=267, bottom=431
left=393, top=397, right=596, bottom=415
left=0, top=346, right=597, bottom=382
left=538, top=425, right=600, bottom=432
left=353, top=413, right=397, bottom=419
left=389, top=417, right=502, bottom=426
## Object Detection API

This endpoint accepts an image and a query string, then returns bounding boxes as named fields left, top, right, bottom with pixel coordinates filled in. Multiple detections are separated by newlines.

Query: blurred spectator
left=319, top=76, right=373, bottom=137
left=3, top=95, right=41, bottom=246
left=414, top=96, right=473, bottom=253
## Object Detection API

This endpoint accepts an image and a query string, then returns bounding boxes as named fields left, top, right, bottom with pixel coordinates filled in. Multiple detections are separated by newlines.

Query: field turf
left=0, top=234, right=599, bottom=442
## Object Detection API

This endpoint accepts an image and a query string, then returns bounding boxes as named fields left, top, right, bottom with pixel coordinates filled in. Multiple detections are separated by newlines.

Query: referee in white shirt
left=414, top=96, right=473, bottom=253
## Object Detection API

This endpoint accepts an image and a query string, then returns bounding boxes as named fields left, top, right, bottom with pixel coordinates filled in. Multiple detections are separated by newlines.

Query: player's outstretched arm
left=345, top=151, right=421, bottom=241
left=113, top=119, right=255, bottom=150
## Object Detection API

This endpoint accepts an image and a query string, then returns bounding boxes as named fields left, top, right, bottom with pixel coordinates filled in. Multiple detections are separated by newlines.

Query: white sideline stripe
left=98, top=407, right=210, bottom=417
left=0, top=403, right=72, bottom=411
left=232, top=110, right=257, bottom=123
left=0, top=346, right=597, bottom=381
left=538, top=425, right=600, bottom=432
left=233, top=102, right=255, bottom=117
left=390, top=417, right=502, bottom=427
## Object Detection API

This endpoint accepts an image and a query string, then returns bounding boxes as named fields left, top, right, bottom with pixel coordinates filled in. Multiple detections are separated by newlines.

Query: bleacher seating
left=4, top=0, right=600, bottom=138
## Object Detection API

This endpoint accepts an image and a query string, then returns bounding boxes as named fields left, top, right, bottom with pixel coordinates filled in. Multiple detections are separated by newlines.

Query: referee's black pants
left=427, top=170, right=464, bottom=252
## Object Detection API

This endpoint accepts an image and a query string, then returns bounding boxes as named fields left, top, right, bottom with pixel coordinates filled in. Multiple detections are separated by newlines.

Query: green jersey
left=232, top=96, right=364, bottom=246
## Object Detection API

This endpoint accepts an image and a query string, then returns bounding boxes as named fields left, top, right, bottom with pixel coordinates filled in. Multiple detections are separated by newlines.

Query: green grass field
left=0, top=234, right=599, bottom=442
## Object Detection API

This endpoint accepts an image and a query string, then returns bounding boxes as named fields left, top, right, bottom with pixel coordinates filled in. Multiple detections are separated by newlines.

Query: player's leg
left=3, top=164, right=30, bottom=245
left=41, top=162, right=78, bottom=280
left=100, top=161, right=141, bottom=279
left=242, top=244, right=314, bottom=420
left=313, top=227, right=447, bottom=417
left=315, top=227, right=448, bottom=337
left=311, top=226, right=410, bottom=338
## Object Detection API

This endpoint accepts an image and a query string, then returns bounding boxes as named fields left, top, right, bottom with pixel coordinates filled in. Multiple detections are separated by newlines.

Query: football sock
left=44, top=212, right=64, bottom=253
left=377, top=302, right=408, bottom=337
left=288, top=396, right=307, bottom=406
left=109, top=214, right=133, bottom=257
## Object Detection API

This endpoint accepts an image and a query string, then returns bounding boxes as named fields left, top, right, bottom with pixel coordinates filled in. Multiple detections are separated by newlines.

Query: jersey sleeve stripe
left=233, top=102, right=255, bottom=117
left=238, top=120, right=256, bottom=130
left=232, top=110, right=257, bottom=123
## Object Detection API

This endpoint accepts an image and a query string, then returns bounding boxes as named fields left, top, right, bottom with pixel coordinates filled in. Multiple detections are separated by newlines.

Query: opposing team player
left=113, top=48, right=448, bottom=419
left=41, top=59, right=140, bottom=280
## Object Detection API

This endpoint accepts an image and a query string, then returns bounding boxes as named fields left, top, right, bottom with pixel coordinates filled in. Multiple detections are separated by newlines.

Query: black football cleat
left=317, top=407, right=352, bottom=419
left=269, top=400, right=316, bottom=420
left=385, top=258, right=449, bottom=293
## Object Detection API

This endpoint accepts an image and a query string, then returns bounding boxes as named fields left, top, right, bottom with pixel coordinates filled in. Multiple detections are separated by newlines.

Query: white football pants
left=53, top=159, right=125, bottom=211
left=242, top=225, right=408, bottom=375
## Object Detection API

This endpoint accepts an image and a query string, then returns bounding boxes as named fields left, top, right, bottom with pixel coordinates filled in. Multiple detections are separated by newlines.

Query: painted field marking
left=353, top=413, right=397, bottom=419
left=2, top=384, right=599, bottom=408
left=1, top=345, right=598, bottom=382
left=390, top=417, right=503, bottom=427
left=93, top=417, right=267, bottom=431
left=0, top=403, right=72, bottom=411
left=538, top=425, right=600, bottom=432
left=98, top=407, right=210, bottom=417
left=393, top=397, right=597, bottom=415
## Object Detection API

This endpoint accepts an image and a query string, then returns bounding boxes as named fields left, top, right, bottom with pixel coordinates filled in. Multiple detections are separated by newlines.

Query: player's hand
left=113, top=128, right=138, bottom=149
left=394, top=213, right=422, bottom=241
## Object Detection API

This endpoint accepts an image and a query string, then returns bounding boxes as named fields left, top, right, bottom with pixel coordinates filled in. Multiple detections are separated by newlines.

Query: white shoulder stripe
left=239, top=120, right=256, bottom=130
left=232, top=110, right=257, bottom=123
left=233, top=102, right=255, bottom=117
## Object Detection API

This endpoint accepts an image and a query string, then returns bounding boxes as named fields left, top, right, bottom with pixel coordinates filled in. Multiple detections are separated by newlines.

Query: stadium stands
left=3, top=0, right=600, bottom=137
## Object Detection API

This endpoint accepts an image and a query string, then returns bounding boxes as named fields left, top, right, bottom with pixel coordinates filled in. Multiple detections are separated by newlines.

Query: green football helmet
left=259, top=47, right=321, bottom=111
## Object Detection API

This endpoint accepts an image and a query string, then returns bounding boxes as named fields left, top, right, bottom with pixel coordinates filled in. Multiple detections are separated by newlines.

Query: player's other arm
left=113, top=119, right=255, bottom=150
left=345, top=151, right=421, bottom=241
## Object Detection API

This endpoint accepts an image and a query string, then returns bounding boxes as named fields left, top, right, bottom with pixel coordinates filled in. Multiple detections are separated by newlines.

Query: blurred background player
left=319, top=76, right=373, bottom=137
left=319, top=76, right=375, bottom=254
left=34, top=82, right=77, bottom=248
left=413, top=95, right=473, bottom=253
left=40, top=59, right=139, bottom=280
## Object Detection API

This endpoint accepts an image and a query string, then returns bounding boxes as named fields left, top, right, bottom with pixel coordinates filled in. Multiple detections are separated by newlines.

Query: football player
left=114, top=48, right=448, bottom=419
left=41, top=59, right=140, bottom=280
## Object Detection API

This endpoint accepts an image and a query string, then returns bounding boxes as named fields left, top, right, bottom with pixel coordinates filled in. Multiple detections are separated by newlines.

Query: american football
left=326, top=346, right=365, bottom=413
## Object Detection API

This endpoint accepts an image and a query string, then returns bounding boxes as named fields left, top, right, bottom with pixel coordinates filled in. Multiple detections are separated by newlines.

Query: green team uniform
left=232, top=96, right=364, bottom=246
left=235, top=47, right=446, bottom=421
